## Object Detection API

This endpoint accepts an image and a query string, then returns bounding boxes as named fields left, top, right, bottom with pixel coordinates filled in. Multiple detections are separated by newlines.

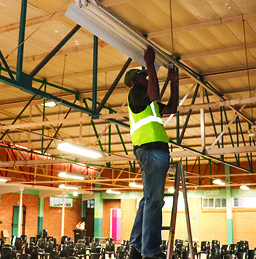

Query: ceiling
left=0, top=0, right=256, bottom=194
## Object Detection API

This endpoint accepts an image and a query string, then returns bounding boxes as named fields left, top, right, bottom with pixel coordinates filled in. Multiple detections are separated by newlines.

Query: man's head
left=124, top=69, right=148, bottom=87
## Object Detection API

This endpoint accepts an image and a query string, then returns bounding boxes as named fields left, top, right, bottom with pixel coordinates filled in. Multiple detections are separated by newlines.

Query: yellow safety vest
left=128, top=100, right=169, bottom=146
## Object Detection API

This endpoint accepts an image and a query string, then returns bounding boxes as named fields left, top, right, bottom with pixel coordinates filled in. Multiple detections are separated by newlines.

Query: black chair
left=116, top=245, right=126, bottom=259
left=248, top=250, right=256, bottom=259
left=0, top=238, right=6, bottom=251
left=61, top=236, right=68, bottom=245
left=238, top=241, right=249, bottom=253
left=105, top=238, right=115, bottom=257
left=49, top=251, right=60, bottom=259
left=20, top=235, right=27, bottom=244
left=30, top=245, right=39, bottom=259
left=230, top=244, right=239, bottom=255
left=201, top=242, right=210, bottom=252
left=15, top=237, right=23, bottom=252
left=1, top=246, right=13, bottom=259
left=19, top=254, right=31, bottom=259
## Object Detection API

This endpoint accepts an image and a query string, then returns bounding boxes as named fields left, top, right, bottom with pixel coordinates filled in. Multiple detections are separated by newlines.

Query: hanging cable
left=169, top=0, right=175, bottom=55
left=5, top=0, right=72, bottom=60
left=242, top=18, right=254, bottom=121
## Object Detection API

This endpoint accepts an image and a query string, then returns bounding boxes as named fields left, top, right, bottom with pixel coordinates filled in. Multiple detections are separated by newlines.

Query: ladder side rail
left=180, top=163, right=195, bottom=259
left=167, top=162, right=181, bottom=259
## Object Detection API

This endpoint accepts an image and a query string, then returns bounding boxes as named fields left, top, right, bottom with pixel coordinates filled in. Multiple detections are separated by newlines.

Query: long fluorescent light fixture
left=65, top=0, right=174, bottom=70
left=129, top=182, right=143, bottom=189
left=0, top=177, right=11, bottom=183
left=106, top=189, right=121, bottom=195
left=59, top=184, right=78, bottom=190
left=58, top=172, right=85, bottom=180
left=240, top=185, right=250, bottom=191
left=57, top=142, right=103, bottom=158
left=213, top=179, right=225, bottom=186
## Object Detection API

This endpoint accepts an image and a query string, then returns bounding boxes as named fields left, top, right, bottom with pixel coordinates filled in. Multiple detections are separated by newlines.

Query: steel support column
left=92, top=36, right=98, bottom=113
left=16, top=0, right=27, bottom=81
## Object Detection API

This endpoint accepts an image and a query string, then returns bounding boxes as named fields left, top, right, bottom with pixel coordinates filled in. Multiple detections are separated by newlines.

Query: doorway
left=86, top=200, right=94, bottom=239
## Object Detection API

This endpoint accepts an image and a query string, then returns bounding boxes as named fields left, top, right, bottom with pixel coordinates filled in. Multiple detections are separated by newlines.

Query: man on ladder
left=124, top=46, right=179, bottom=259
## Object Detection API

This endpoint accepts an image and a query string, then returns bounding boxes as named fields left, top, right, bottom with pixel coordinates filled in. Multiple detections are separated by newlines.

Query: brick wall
left=0, top=193, right=38, bottom=243
left=0, top=194, right=82, bottom=244
left=43, top=197, right=82, bottom=243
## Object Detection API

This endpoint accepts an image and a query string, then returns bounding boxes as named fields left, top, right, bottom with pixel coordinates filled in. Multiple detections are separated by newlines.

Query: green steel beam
left=115, top=125, right=134, bottom=171
left=41, top=84, right=46, bottom=153
left=0, top=66, right=80, bottom=97
left=0, top=51, right=15, bottom=80
left=96, top=57, right=132, bottom=114
left=236, top=117, right=240, bottom=167
left=179, top=84, right=200, bottom=143
left=16, top=0, right=27, bottom=81
left=204, top=89, right=220, bottom=148
left=220, top=107, right=224, bottom=161
left=92, top=36, right=98, bottom=113
left=223, top=107, right=239, bottom=164
left=237, top=117, right=253, bottom=170
left=0, top=74, right=92, bottom=114
left=30, top=25, right=81, bottom=78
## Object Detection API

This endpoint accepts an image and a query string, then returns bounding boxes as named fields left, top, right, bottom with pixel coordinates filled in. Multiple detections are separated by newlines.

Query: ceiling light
left=240, top=185, right=250, bottom=191
left=106, top=189, right=121, bottom=195
left=0, top=177, right=11, bottom=183
left=213, top=179, right=225, bottom=186
left=58, top=172, right=85, bottom=180
left=57, top=142, right=103, bottom=158
left=59, top=184, right=78, bottom=190
left=168, top=187, right=175, bottom=193
left=129, top=182, right=143, bottom=189
left=41, top=101, right=56, bottom=107
left=73, top=191, right=79, bottom=196
left=65, top=1, right=174, bottom=70
left=247, top=129, right=256, bottom=138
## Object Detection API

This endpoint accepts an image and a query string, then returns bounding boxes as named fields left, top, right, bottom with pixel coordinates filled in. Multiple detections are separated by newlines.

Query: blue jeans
left=129, top=147, right=170, bottom=257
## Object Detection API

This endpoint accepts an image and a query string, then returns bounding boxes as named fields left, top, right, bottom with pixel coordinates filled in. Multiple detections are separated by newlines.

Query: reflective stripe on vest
left=128, top=102, right=164, bottom=135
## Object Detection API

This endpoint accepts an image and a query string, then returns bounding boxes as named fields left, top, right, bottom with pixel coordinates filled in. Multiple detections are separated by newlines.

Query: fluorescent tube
left=59, top=184, right=78, bottom=190
left=129, top=182, right=143, bottom=189
left=58, top=172, right=85, bottom=180
left=240, top=185, right=250, bottom=191
left=213, top=179, right=225, bottom=186
left=57, top=142, right=103, bottom=158
left=65, top=1, right=174, bottom=70
left=106, top=189, right=121, bottom=195
left=0, top=177, right=11, bottom=183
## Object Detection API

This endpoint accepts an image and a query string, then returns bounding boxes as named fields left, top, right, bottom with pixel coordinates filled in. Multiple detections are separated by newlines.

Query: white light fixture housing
left=129, top=182, right=143, bottom=189
left=59, top=184, right=78, bottom=190
left=106, top=189, right=121, bottom=195
left=58, top=172, right=85, bottom=180
left=41, top=101, right=56, bottom=107
left=240, top=185, right=250, bottom=191
left=57, top=142, right=103, bottom=158
left=65, top=0, right=175, bottom=71
left=213, top=179, right=226, bottom=186
left=0, top=177, right=11, bottom=183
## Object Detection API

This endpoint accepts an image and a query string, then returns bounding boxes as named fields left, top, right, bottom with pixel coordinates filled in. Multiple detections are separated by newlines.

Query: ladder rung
left=161, top=226, right=170, bottom=230
left=164, top=193, right=174, bottom=197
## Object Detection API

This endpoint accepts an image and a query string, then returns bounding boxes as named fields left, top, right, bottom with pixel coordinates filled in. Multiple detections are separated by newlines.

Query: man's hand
left=168, top=65, right=178, bottom=82
left=144, top=46, right=155, bottom=65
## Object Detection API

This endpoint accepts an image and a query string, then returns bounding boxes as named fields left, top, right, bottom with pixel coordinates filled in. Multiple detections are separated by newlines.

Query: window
left=233, top=197, right=256, bottom=208
left=87, top=199, right=94, bottom=209
left=202, top=198, right=226, bottom=208
left=50, top=197, right=73, bottom=207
